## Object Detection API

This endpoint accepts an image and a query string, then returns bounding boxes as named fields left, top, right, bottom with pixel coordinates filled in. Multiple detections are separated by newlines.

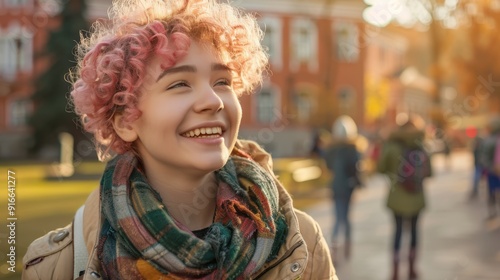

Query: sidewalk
left=304, top=151, right=500, bottom=280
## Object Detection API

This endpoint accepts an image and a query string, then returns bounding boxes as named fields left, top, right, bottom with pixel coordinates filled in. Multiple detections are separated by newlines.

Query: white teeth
left=183, top=126, right=223, bottom=138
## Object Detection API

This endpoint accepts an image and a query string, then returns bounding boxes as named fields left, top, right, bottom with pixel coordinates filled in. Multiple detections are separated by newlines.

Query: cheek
left=235, top=103, right=242, bottom=123
left=229, top=96, right=242, bottom=123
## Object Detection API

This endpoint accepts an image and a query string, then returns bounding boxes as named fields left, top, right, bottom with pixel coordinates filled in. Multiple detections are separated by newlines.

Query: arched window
left=259, top=16, right=282, bottom=70
left=291, top=18, right=318, bottom=71
left=0, top=24, right=33, bottom=81
left=334, top=21, right=359, bottom=62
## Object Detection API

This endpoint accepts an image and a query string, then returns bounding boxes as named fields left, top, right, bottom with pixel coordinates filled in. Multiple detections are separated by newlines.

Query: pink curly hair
left=69, top=0, right=267, bottom=159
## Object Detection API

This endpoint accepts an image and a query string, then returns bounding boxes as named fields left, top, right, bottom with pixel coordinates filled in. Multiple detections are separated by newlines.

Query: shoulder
left=21, top=189, right=100, bottom=280
left=293, top=209, right=337, bottom=280
left=293, top=209, right=328, bottom=254
left=22, top=224, right=74, bottom=279
left=294, top=209, right=322, bottom=237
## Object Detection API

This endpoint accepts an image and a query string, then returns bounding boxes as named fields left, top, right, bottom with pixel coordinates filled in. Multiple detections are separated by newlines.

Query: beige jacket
left=22, top=140, right=338, bottom=280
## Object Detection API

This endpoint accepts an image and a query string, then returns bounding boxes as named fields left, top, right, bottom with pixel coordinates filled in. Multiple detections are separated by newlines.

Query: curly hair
left=69, top=0, right=268, bottom=159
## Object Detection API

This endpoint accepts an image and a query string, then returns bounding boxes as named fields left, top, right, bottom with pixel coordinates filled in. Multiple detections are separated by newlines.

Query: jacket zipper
left=253, top=239, right=304, bottom=279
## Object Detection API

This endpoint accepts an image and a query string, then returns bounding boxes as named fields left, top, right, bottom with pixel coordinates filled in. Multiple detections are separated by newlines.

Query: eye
left=214, top=78, right=231, bottom=87
left=167, top=81, right=190, bottom=90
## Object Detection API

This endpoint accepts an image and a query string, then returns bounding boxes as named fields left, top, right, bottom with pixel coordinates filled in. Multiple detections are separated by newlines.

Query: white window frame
left=259, top=16, right=283, bottom=70
left=334, top=21, right=360, bottom=62
left=8, top=98, right=32, bottom=127
left=19, top=27, right=33, bottom=72
left=290, top=18, right=318, bottom=72
left=0, top=23, right=33, bottom=81
left=254, top=84, right=281, bottom=125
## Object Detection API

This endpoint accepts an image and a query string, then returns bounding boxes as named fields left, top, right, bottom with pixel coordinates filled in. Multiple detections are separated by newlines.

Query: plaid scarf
left=97, top=149, right=287, bottom=280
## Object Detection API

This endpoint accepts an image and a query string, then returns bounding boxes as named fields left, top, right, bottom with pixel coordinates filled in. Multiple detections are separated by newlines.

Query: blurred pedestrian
left=480, top=117, right=500, bottom=220
left=22, top=0, right=337, bottom=279
left=470, top=131, right=485, bottom=200
left=377, top=119, right=432, bottom=280
left=323, top=115, right=362, bottom=261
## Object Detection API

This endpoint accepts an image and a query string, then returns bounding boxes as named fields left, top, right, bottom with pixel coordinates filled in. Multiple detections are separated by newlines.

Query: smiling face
left=115, top=42, right=242, bottom=178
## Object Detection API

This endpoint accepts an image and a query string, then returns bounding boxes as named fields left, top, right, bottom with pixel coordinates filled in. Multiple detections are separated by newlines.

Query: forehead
left=179, top=42, right=227, bottom=66
left=149, top=42, right=228, bottom=75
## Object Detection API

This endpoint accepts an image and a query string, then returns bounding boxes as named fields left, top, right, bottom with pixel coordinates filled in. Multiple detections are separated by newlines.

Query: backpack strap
left=73, top=205, right=88, bottom=279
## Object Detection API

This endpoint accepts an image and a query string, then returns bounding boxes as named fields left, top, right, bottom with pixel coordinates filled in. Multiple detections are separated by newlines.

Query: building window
left=9, top=99, right=31, bottom=127
left=335, top=22, right=359, bottom=62
left=4, top=0, right=32, bottom=8
left=291, top=18, right=318, bottom=71
left=256, top=87, right=280, bottom=124
left=295, top=92, right=313, bottom=123
left=0, top=25, right=33, bottom=81
left=259, top=16, right=282, bottom=70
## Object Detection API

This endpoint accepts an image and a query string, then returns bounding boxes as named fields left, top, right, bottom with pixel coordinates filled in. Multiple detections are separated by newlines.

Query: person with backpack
left=377, top=119, right=432, bottom=280
left=21, top=1, right=337, bottom=279
left=323, top=115, right=362, bottom=262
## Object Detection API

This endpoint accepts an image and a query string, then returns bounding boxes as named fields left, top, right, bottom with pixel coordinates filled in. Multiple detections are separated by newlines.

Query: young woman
left=322, top=115, right=361, bottom=261
left=22, top=0, right=336, bottom=279
left=378, top=120, right=431, bottom=280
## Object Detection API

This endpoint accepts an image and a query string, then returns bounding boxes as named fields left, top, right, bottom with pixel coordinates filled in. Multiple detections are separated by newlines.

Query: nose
left=193, top=84, right=224, bottom=113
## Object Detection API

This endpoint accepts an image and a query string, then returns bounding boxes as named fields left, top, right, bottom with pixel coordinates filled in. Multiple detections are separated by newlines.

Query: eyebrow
left=156, top=63, right=232, bottom=82
left=212, top=63, right=232, bottom=72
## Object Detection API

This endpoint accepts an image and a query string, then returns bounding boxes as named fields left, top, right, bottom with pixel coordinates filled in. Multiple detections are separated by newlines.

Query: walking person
left=480, top=117, right=500, bottom=220
left=22, top=0, right=337, bottom=279
left=377, top=119, right=432, bottom=280
left=470, top=132, right=485, bottom=200
left=323, top=115, right=362, bottom=262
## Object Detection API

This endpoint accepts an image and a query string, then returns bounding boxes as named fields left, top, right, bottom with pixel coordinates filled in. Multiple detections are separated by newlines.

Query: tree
left=28, top=0, right=89, bottom=155
left=363, top=0, right=500, bottom=127
left=454, top=2, right=500, bottom=113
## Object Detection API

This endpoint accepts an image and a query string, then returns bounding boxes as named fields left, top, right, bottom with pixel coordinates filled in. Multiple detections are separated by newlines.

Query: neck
left=143, top=164, right=218, bottom=231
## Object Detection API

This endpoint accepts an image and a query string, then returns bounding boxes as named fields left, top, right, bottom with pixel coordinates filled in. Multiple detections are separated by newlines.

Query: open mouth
left=181, top=126, right=223, bottom=138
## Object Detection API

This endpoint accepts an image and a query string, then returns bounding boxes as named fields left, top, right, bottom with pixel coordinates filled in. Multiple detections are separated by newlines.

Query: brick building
left=234, top=0, right=367, bottom=157
left=0, top=0, right=47, bottom=159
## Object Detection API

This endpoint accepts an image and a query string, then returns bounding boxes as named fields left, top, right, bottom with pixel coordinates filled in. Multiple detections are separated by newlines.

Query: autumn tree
left=28, top=0, right=89, bottom=155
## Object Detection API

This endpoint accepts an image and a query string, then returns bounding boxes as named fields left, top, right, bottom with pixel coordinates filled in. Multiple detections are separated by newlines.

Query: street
left=305, top=151, right=500, bottom=280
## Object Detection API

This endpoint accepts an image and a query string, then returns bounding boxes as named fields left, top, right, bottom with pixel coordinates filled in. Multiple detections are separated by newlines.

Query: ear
left=112, top=112, right=138, bottom=142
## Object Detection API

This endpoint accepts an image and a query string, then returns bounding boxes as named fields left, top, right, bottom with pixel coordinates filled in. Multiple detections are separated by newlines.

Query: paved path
left=305, top=151, right=500, bottom=280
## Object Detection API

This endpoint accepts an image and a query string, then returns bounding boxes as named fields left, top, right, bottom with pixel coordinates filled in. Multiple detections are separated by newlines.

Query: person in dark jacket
left=323, top=115, right=361, bottom=261
left=479, top=117, right=500, bottom=219
left=470, top=132, right=485, bottom=199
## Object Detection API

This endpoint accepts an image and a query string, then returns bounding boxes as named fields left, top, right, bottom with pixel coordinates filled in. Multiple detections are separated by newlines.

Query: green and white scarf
left=97, top=148, right=288, bottom=279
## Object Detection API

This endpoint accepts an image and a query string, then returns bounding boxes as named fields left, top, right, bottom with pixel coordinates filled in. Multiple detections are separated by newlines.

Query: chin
left=196, top=155, right=229, bottom=172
